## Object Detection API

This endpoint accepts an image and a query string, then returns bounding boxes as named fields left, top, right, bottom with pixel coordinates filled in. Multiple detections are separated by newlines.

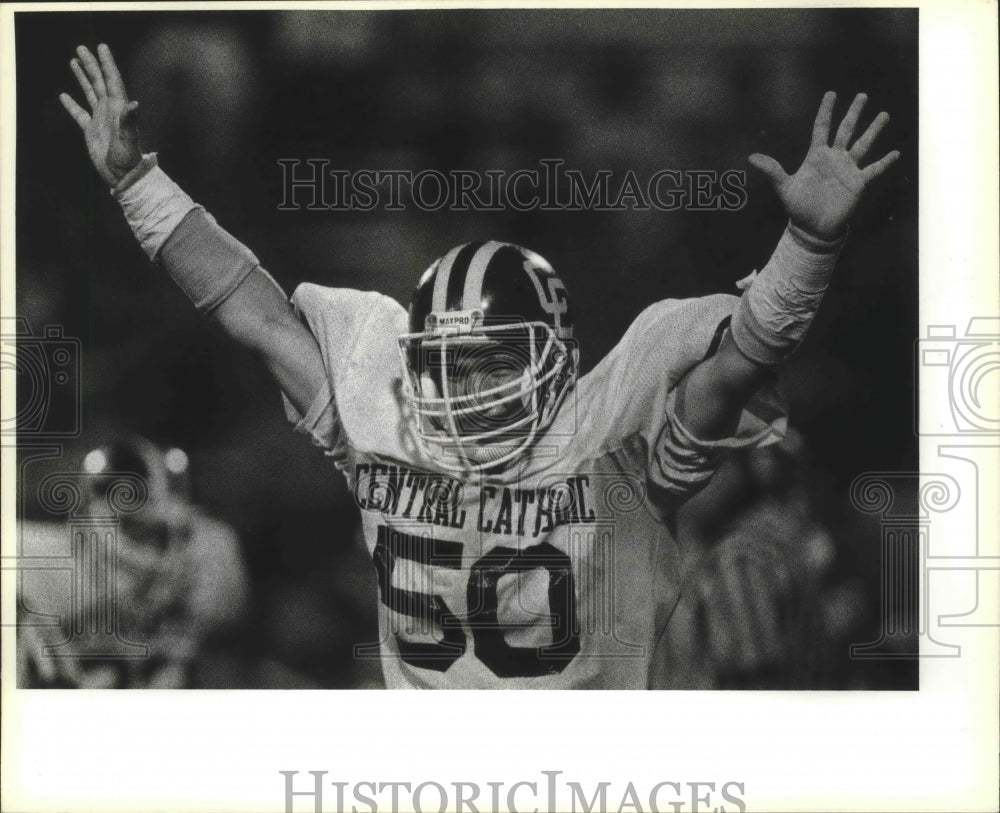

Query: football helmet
left=82, top=435, right=191, bottom=544
left=398, top=240, right=578, bottom=472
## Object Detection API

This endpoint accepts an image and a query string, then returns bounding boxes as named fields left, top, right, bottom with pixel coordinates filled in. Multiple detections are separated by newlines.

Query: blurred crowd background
left=14, top=8, right=918, bottom=689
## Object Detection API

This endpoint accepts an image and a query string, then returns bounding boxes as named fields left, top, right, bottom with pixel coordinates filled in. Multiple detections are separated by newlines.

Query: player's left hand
left=748, top=92, right=899, bottom=240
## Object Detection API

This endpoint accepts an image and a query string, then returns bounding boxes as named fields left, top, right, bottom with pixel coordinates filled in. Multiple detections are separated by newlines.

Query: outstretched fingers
left=834, top=92, right=867, bottom=149
left=69, top=58, right=97, bottom=108
left=96, top=43, right=127, bottom=98
left=849, top=111, right=889, bottom=163
left=59, top=92, right=91, bottom=128
left=75, top=45, right=107, bottom=99
left=811, top=91, right=836, bottom=147
left=862, top=150, right=901, bottom=182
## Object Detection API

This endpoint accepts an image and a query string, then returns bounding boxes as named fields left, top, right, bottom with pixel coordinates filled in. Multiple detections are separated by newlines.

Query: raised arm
left=675, top=91, right=900, bottom=439
left=60, top=44, right=325, bottom=417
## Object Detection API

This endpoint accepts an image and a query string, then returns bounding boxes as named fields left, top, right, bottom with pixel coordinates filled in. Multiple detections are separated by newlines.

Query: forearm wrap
left=159, top=210, right=266, bottom=313
left=114, top=153, right=275, bottom=313
left=729, top=221, right=846, bottom=366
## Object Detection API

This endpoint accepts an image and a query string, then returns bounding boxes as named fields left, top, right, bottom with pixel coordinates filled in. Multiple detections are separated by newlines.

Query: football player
left=59, top=44, right=898, bottom=688
left=17, top=435, right=249, bottom=688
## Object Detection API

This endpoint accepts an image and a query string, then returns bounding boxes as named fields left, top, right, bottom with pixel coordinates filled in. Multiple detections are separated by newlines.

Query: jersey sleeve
left=280, top=376, right=342, bottom=457
left=650, top=378, right=786, bottom=496
left=281, top=283, right=413, bottom=466
left=581, top=293, right=787, bottom=499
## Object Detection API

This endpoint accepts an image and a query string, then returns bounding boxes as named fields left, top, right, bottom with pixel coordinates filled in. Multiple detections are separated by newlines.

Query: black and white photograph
left=1, top=2, right=996, bottom=812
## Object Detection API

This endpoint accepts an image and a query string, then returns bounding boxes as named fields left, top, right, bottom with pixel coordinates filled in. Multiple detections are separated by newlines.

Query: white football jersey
left=284, top=284, right=786, bottom=688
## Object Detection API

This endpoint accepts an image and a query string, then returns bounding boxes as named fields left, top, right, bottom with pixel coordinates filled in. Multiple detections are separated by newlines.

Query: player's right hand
left=60, top=44, right=141, bottom=188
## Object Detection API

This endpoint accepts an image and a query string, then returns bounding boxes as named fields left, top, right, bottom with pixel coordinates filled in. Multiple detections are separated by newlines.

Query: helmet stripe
left=461, top=241, right=507, bottom=311
left=431, top=243, right=468, bottom=313
left=445, top=242, right=483, bottom=311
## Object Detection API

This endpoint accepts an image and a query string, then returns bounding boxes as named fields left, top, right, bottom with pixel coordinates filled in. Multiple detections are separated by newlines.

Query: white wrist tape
left=112, top=153, right=200, bottom=260
left=730, top=222, right=845, bottom=366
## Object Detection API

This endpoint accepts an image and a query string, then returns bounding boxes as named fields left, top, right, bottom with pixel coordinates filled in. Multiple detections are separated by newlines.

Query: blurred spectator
left=654, top=431, right=856, bottom=689
left=17, top=436, right=250, bottom=688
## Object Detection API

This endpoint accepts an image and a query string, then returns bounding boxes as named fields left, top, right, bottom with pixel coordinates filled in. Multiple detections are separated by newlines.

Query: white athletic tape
left=730, top=222, right=845, bottom=366
left=113, top=153, right=200, bottom=260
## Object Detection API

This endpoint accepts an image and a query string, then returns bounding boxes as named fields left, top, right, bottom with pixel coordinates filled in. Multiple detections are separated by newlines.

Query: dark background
left=15, top=8, right=918, bottom=688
